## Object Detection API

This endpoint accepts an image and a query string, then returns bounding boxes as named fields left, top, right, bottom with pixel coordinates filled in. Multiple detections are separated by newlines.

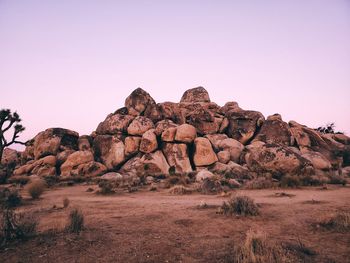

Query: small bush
left=245, top=177, right=274, bottom=189
left=221, top=195, right=260, bottom=216
left=320, top=211, right=350, bottom=232
left=26, top=179, right=46, bottom=199
left=0, top=209, right=37, bottom=243
left=200, top=178, right=223, bottom=194
left=63, top=197, right=70, bottom=208
left=328, top=175, right=346, bottom=186
left=232, top=229, right=291, bottom=263
left=7, top=175, right=30, bottom=185
left=98, top=180, right=115, bottom=194
left=66, top=208, right=84, bottom=233
left=168, top=185, right=193, bottom=195
left=0, top=188, right=22, bottom=208
left=280, top=175, right=301, bottom=188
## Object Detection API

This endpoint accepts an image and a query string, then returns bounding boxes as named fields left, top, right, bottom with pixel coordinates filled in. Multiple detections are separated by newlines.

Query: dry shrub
left=232, top=229, right=291, bottom=263
left=0, top=209, right=37, bottom=243
left=63, top=197, right=70, bottom=208
left=98, top=180, right=116, bottom=194
left=200, top=178, right=223, bottom=194
left=7, top=175, right=30, bottom=185
left=165, top=175, right=190, bottom=188
left=320, top=211, right=350, bottom=232
left=66, top=208, right=84, bottom=233
left=168, top=185, right=193, bottom=195
left=328, top=175, right=346, bottom=186
left=0, top=188, right=22, bottom=208
left=245, top=177, right=274, bottom=189
left=280, top=175, right=301, bottom=188
left=26, top=179, right=46, bottom=199
left=221, top=195, right=259, bottom=216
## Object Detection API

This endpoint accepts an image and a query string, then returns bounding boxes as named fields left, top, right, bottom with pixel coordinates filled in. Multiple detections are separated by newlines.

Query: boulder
left=186, top=107, right=222, bottom=135
left=96, top=113, right=134, bottom=135
left=301, top=150, right=332, bottom=170
left=139, top=129, right=158, bottom=153
left=93, top=135, right=125, bottom=170
left=125, top=88, right=157, bottom=116
left=244, top=142, right=313, bottom=177
left=217, top=138, right=244, bottom=163
left=78, top=135, right=92, bottom=151
left=205, top=134, right=229, bottom=151
left=141, top=150, right=170, bottom=175
left=73, top=161, right=107, bottom=177
left=220, top=101, right=242, bottom=115
left=124, top=136, right=141, bottom=156
left=217, top=150, right=230, bottom=164
left=60, top=151, right=94, bottom=176
left=14, top=155, right=57, bottom=176
left=56, top=150, right=75, bottom=166
left=127, top=116, right=154, bottom=136
left=21, top=139, right=35, bottom=161
left=342, top=166, right=350, bottom=177
left=119, top=155, right=143, bottom=176
left=226, top=110, right=264, bottom=145
left=161, top=127, right=177, bottom=142
left=180, top=87, right=210, bottom=103
left=101, top=172, right=123, bottom=181
left=195, top=169, right=216, bottom=182
left=193, top=137, right=218, bottom=166
left=252, top=114, right=293, bottom=146
left=162, top=143, right=192, bottom=173
left=154, top=119, right=178, bottom=136
left=175, top=124, right=197, bottom=143
left=33, top=128, right=79, bottom=159
left=158, top=102, right=185, bottom=124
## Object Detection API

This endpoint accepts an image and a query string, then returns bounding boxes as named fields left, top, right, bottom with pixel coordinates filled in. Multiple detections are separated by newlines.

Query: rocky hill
left=2, top=87, right=350, bottom=186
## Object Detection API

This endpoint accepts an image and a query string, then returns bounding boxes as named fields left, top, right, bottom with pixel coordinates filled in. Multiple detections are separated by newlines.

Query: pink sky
left=1, top=1, right=349, bottom=150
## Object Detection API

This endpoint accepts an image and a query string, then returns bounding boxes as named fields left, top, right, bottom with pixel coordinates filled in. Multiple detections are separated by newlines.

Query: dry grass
left=7, top=175, right=30, bottom=185
left=0, top=188, right=22, bottom=208
left=328, top=175, right=347, bottom=186
left=26, top=179, right=46, bottom=199
left=168, top=185, right=193, bottom=195
left=97, top=180, right=116, bottom=195
left=63, top=197, right=70, bottom=208
left=319, top=211, right=350, bottom=232
left=231, top=229, right=292, bottom=263
left=244, top=177, right=275, bottom=189
left=66, top=208, right=84, bottom=234
left=280, top=175, right=301, bottom=188
left=221, top=195, right=260, bottom=216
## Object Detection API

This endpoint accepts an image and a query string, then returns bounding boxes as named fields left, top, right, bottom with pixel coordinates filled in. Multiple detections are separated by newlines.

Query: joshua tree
left=0, top=109, right=26, bottom=162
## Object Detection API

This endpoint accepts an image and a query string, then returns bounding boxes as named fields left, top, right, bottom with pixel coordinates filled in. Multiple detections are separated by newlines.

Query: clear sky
left=1, top=0, right=349, bottom=150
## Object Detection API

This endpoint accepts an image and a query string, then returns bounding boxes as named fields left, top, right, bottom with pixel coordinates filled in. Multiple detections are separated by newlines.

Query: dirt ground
left=1, top=184, right=349, bottom=263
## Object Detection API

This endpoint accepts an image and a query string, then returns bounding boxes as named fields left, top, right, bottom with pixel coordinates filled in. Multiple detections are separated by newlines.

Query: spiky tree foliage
left=0, top=109, right=26, bottom=162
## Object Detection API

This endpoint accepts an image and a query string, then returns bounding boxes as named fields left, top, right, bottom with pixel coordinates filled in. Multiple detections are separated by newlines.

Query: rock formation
left=3, top=87, right=349, bottom=186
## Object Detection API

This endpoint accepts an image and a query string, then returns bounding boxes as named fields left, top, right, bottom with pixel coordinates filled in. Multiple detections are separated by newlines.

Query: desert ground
left=1, top=184, right=349, bottom=263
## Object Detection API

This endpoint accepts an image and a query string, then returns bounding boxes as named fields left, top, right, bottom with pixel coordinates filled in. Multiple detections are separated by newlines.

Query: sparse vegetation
left=98, top=180, right=116, bottom=194
left=231, top=229, right=291, bottom=263
left=66, top=208, right=84, bottom=233
left=168, top=185, right=193, bottom=195
left=319, top=211, right=350, bottom=232
left=63, top=197, right=70, bottom=208
left=328, top=175, right=346, bottom=186
left=7, top=175, right=30, bottom=186
left=245, top=177, right=275, bottom=189
left=0, top=188, right=22, bottom=208
left=280, top=175, right=301, bottom=188
left=221, top=195, right=260, bottom=216
left=316, top=122, right=343, bottom=134
left=26, top=179, right=46, bottom=199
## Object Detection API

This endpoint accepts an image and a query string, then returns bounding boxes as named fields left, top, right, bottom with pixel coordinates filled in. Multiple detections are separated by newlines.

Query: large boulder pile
left=4, top=87, right=350, bottom=185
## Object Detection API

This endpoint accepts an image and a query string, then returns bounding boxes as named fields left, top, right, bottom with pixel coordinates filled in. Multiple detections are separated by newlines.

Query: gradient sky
left=1, top=0, right=349, bottom=150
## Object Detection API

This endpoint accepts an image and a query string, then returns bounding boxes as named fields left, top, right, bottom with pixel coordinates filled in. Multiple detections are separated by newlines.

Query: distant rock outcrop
left=5, top=86, right=350, bottom=186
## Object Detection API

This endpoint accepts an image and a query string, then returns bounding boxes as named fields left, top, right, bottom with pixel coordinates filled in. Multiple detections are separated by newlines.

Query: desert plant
left=245, top=177, right=274, bottom=189
left=320, top=211, right=350, bottom=232
left=66, top=208, right=84, bottom=233
left=0, top=109, right=26, bottom=163
left=221, top=195, right=260, bottom=216
left=0, top=188, right=22, bottom=208
left=168, top=185, right=193, bottom=195
left=63, top=197, right=70, bottom=208
left=316, top=122, right=343, bottom=134
left=200, top=177, right=223, bottom=194
left=7, top=175, right=30, bottom=186
left=231, top=229, right=293, bottom=263
left=26, top=179, right=46, bottom=199
left=98, top=180, right=115, bottom=194
left=280, top=175, right=301, bottom=188
left=328, top=175, right=346, bottom=186
left=0, top=209, right=37, bottom=244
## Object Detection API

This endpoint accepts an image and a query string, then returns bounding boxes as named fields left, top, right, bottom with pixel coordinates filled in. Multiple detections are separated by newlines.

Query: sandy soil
left=1, top=184, right=349, bottom=263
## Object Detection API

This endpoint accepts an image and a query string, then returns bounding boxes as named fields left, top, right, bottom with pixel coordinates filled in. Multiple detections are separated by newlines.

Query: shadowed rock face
left=8, top=86, right=350, bottom=182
